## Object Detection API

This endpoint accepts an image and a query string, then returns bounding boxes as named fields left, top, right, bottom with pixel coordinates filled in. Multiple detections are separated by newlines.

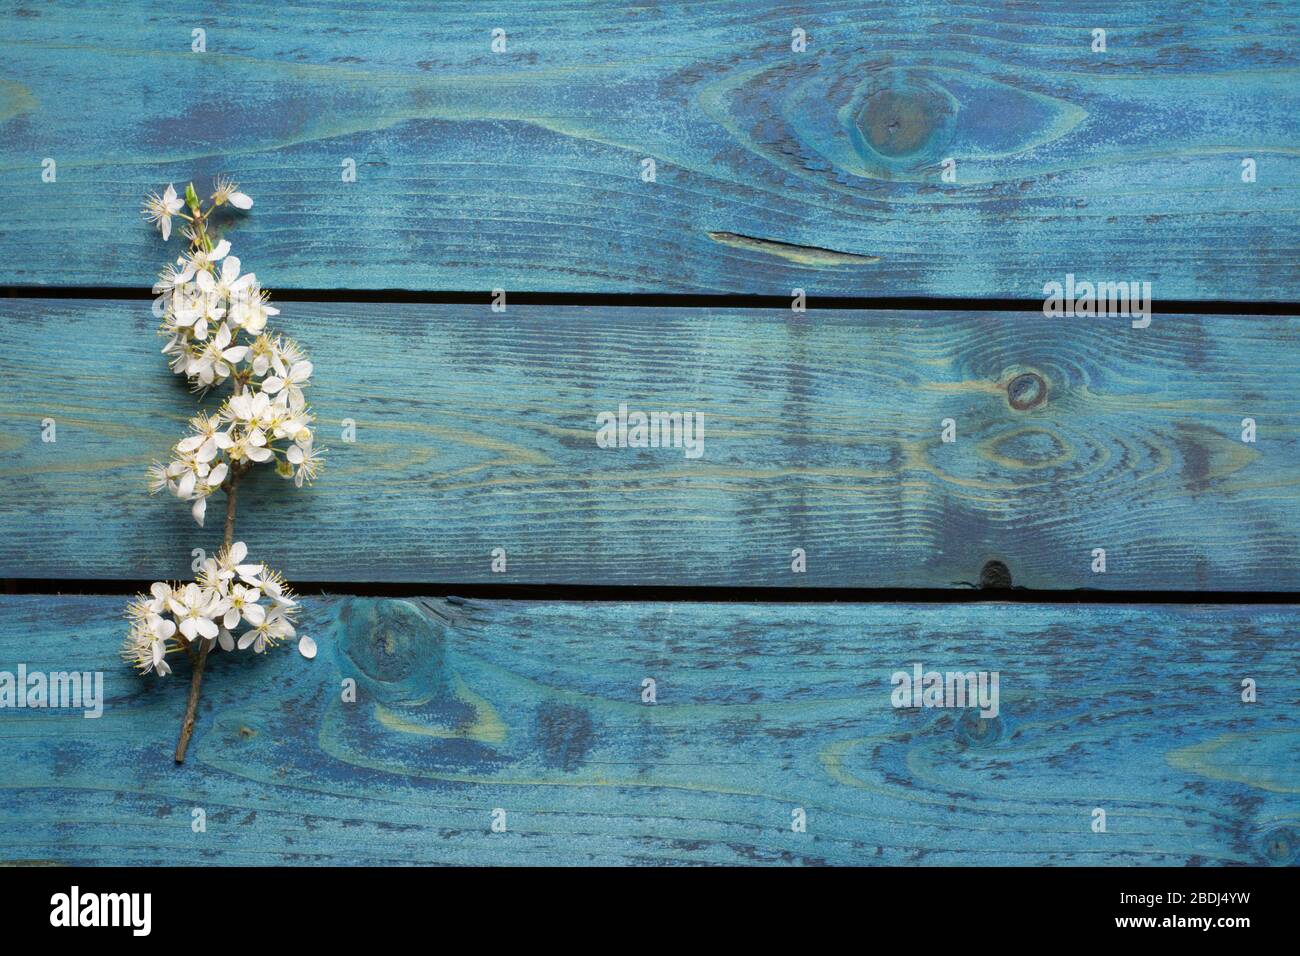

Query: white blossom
left=142, top=184, right=184, bottom=241
left=121, top=620, right=173, bottom=676
left=168, top=583, right=223, bottom=641
left=197, top=253, right=255, bottom=301
left=177, top=238, right=231, bottom=283
left=286, top=433, right=323, bottom=487
left=238, top=605, right=295, bottom=654
left=145, top=582, right=174, bottom=615
left=206, top=541, right=263, bottom=584
left=261, top=359, right=312, bottom=410
left=146, top=461, right=171, bottom=495
left=223, top=583, right=265, bottom=628
left=228, top=289, right=277, bottom=335
left=212, top=175, right=253, bottom=210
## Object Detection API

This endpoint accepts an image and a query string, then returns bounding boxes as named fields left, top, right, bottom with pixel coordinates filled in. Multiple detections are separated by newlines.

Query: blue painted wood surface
left=0, top=0, right=1295, bottom=873
left=0, top=1, right=1296, bottom=297
left=0, top=595, right=1296, bottom=865
left=2, top=299, right=1297, bottom=588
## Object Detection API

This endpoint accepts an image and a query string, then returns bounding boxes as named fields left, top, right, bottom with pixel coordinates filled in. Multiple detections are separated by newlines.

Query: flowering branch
left=124, top=179, right=323, bottom=763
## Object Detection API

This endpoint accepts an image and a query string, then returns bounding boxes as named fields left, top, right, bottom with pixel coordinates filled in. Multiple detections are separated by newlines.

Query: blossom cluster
left=142, top=179, right=323, bottom=526
left=122, top=542, right=307, bottom=677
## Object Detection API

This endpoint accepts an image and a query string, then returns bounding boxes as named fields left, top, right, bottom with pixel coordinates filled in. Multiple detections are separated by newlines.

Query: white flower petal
left=298, top=635, right=317, bottom=660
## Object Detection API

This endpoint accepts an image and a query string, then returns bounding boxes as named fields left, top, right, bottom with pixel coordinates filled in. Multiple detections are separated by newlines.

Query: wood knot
left=1257, top=825, right=1299, bottom=866
left=849, top=71, right=957, bottom=169
left=979, top=560, right=1012, bottom=589
left=956, top=711, right=1002, bottom=747
left=336, top=598, right=448, bottom=705
left=858, top=83, right=953, bottom=160
left=1007, top=372, right=1046, bottom=410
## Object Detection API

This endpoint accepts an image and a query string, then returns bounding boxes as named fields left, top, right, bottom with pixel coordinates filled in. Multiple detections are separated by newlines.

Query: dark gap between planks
left=4, top=580, right=1299, bottom=604
left=2, top=286, right=1299, bottom=314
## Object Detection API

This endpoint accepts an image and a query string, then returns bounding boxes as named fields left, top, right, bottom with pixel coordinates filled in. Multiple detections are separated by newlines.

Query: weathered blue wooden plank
left=2, top=299, right=1298, bottom=588
left=0, top=595, right=1295, bottom=865
left=0, top=1, right=1296, bottom=297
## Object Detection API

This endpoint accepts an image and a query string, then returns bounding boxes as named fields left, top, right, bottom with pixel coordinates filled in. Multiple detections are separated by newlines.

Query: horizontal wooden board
left=0, top=595, right=1296, bottom=865
left=1, top=1, right=1297, bottom=297
left=3, top=300, right=1299, bottom=588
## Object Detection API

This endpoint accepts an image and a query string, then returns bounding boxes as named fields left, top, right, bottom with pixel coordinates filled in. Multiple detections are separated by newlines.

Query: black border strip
left=7, top=866, right=1290, bottom=935
left=4, top=580, right=1298, bottom=604
left=3, top=285, right=1299, bottom=314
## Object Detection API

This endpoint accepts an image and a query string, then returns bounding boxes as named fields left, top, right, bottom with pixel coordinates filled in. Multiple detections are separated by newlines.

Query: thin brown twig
left=174, top=477, right=237, bottom=763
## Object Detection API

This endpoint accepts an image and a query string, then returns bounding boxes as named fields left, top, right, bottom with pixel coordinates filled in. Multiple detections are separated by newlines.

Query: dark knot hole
left=1007, top=372, right=1047, bottom=410
left=980, top=560, right=1013, bottom=589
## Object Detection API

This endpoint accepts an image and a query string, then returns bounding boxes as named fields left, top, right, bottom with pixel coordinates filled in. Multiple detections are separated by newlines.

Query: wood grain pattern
left=0, top=595, right=1295, bottom=865
left=3, top=299, right=1298, bottom=588
left=1, top=1, right=1296, bottom=296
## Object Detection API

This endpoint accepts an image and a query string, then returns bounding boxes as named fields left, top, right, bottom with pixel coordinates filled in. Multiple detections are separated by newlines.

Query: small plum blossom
left=127, top=179, right=322, bottom=763
left=211, top=175, right=253, bottom=210
left=141, top=184, right=184, bottom=242
left=169, top=582, right=224, bottom=642
left=286, top=433, right=324, bottom=488
left=262, top=359, right=313, bottom=410
left=123, top=590, right=180, bottom=677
